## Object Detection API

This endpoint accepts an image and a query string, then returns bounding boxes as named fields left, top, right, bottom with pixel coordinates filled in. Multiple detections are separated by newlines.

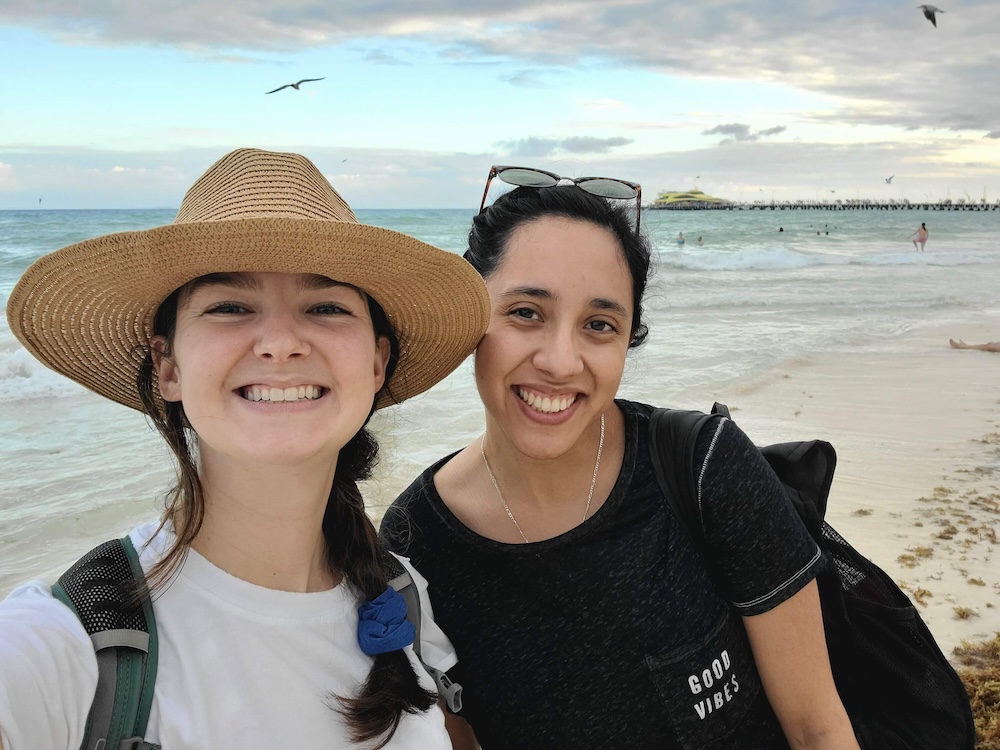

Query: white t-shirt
left=0, top=521, right=457, bottom=749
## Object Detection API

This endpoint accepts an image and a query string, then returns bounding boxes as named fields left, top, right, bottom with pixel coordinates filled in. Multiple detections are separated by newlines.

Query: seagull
left=918, top=5, right=944, bottom=27
left=886, top=175, right=895, bottom=184
left=266, top=78, right=325, bottom=94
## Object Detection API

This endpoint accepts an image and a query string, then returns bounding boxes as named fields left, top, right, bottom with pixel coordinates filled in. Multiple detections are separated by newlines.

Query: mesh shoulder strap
left=52, top=537, right=159, bottom=750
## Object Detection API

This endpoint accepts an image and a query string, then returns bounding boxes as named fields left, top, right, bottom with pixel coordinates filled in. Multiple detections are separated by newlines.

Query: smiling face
left=153, top=272, right=390, bottom=472
left=475, top=216, right=633, bottom=460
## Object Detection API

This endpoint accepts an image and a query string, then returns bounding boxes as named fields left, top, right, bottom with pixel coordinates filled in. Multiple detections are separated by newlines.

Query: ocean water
left=2, top=206, right=999, bottom=594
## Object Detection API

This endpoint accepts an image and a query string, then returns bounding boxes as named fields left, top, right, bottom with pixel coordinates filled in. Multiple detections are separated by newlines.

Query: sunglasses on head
left=479, top=165, right=642, bottom=233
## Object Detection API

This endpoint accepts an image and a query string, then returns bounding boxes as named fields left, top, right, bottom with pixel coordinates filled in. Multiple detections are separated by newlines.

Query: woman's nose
left=253, top=311, right=310, bottom=360
left=533, top=326, right=584, bottom=379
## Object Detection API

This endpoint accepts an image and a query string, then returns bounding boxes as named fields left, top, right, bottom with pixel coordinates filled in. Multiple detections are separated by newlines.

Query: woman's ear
left=151, top=336, right=182, bottom=402
left=372, top=335, right=391, bottom=395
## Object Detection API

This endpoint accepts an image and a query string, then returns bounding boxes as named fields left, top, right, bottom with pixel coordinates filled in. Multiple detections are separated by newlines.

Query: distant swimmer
left=910, top=222, right=929, bottom=251
left=949, top=339, right=1000, bottom=353
left=918, top=4, right=945, bottom=26
left=885, top=175, right=894, bottom=184
left=677, top=232, right=685, bottom=246
left=696, top=236, right=704, bottom=246
left=779, top=227, right=784, bottom=232
left=266, top=77, right=325, bottom=94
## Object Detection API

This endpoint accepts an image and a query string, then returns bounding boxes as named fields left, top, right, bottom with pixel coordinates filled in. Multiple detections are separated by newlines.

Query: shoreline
left=699, top=311, right=1000, bottom=656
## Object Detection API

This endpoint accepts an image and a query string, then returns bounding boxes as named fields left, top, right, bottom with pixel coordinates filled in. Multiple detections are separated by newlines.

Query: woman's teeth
left=517, top=388, right=575, bottom=414
left=243, top=385, right=323, bottom=402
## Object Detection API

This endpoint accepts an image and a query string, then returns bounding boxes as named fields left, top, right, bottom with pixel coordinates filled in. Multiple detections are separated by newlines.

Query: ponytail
left=329, top=296, right=436, bottom=747
left=325, top=430, right=436, bottom=746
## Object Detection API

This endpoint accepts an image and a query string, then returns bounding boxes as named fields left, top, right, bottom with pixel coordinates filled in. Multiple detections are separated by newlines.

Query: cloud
left=364, top=49, right=405, bottom=65
left=3, top=1, right=1000, bottom=133
left=561, top=136, right=633, bottom=153
left=702, top=123, right=786, bottom=144
left=985, top=130, right=1000, bottom=139
left=501, top=69, right=549, bottom=88
left=0, top=136, right=992, bottom=209
left=702, top=123, right=752, bottom=141
left=755, top=126, right=787, bottom=138
left=495, top=136, right=633, bottom=157
left=0, top=0, right=1000, bottom=151
left=577, top=97, right=625, bottom=112
left=0, top=161, right=16, bottom=189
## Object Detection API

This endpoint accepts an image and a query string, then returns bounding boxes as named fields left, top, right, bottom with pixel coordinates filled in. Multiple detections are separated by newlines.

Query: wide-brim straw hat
left=6, top=148, right=490, bottom=411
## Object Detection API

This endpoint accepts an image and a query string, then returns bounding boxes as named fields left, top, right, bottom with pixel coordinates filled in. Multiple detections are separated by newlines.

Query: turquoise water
left=1, top=207, right=998, bottom=593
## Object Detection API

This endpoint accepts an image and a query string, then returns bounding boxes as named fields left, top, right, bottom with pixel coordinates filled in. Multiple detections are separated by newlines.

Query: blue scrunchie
left=357, top=586, right=415, bottom=656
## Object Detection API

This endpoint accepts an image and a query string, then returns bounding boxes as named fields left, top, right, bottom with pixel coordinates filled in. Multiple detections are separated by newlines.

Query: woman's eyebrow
left=591, top=298, right=628, bottom=316
left=499, top=287, right=627, bottom=316
left=499, top=285, right=552, bottom=300
left=298, top=274, right=352, bottom=291
left=183, top=272, right=259, bottom=296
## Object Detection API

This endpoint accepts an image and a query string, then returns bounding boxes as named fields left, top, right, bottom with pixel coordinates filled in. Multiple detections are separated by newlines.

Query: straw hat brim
left=6, top=218, right=490, bottom=411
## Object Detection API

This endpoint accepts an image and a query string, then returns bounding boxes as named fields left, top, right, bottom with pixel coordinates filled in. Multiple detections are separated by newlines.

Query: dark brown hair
left=136, top=274, right=434, bottom=748
left=466, top=184, right=652, bottom=347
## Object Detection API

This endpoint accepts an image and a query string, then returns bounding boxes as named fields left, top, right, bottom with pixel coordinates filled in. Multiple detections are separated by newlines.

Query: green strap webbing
left=122, top=536, right=158, bottom=739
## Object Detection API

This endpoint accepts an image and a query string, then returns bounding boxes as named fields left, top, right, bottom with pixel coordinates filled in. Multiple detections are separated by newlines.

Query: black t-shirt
left=380, top=400, right=822, bottom=749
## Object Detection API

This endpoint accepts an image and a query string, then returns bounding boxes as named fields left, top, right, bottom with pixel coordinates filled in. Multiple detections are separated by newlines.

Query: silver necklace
left=480, top=413, right=605, bottom=544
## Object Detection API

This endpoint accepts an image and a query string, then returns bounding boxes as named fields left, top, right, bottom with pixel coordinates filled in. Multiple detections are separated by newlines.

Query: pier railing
left=650, top=199, right=1000, bottom=211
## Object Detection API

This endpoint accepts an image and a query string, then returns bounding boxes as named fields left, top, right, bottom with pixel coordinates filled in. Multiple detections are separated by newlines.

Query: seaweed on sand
left=954, top=632, right=1000, bottom=748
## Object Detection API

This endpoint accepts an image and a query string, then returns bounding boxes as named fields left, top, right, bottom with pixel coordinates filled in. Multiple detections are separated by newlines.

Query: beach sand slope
left=707, top=315, right=1000, bottom=657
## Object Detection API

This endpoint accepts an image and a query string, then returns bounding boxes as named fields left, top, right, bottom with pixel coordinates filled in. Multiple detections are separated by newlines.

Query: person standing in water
left=911, top=222, right=929, bottom=251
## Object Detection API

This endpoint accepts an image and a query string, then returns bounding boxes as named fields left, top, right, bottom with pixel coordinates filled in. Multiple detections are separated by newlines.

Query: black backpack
left=648, top=404, right=975, bottom=750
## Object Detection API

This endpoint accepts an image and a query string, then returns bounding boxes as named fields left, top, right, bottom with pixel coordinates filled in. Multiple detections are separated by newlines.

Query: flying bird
left=266, top=78, right=325, bottom=94
left=886, top=175, right=895, bottom=184
left=918, top=5, right=944, bottom=27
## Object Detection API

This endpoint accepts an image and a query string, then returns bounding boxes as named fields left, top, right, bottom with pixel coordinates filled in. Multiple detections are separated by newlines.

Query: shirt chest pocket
left=645, top=611, right=769, bottom=749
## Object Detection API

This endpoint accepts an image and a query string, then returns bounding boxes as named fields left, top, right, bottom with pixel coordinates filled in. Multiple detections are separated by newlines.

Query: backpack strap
left=383, top=550, right=463, bottom=713
left=52, top=537, right=159, bottom=750
left=647, top=406, right=720, bottom=551
left=649, top=402, right=835, bottom=544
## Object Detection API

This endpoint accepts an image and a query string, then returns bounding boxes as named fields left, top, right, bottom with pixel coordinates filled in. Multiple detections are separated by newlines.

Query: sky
left=1, top=0, right=999, bottom=209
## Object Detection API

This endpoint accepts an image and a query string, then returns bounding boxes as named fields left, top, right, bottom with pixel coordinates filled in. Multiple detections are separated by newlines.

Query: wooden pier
left=650, top=199, right=1000, bottom=211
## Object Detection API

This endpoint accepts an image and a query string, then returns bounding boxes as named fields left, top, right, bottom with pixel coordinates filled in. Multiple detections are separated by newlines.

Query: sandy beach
left=698, top=312, right=1000, bottom=657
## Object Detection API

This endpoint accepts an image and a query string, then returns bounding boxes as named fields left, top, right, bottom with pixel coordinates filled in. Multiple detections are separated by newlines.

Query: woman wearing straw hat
left=381, top=167, right=859, bottom=749
left=0, top=149, right=489, bottom=749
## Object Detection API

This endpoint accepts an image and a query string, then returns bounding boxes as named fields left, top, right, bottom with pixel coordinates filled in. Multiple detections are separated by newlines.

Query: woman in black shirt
left=382, top=166, right=858, bottom=750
